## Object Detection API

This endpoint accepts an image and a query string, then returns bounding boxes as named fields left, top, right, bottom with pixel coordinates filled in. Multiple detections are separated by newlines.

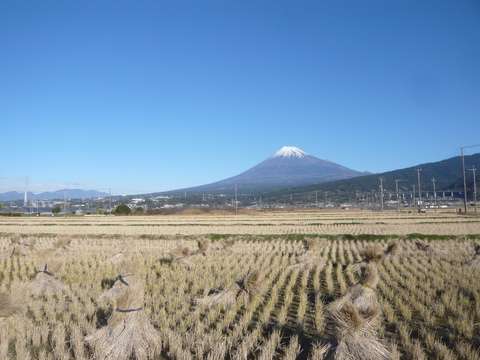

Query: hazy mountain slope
left=0, top=189, right=110, bottom=201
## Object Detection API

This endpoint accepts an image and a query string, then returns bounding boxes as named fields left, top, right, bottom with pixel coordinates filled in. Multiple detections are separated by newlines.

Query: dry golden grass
left=1, top=210, right=480, bottom=237
left=0, top=210, right=479, bottom=359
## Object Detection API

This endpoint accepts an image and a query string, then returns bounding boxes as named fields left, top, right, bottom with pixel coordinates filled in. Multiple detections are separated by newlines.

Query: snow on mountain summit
left=162, top=144, right=368, bottom=193
left=271, top=146, right=309, bottom=158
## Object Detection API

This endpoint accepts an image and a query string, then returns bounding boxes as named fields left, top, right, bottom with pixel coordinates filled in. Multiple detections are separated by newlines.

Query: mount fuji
left=168, top=146, right=370, bottom=194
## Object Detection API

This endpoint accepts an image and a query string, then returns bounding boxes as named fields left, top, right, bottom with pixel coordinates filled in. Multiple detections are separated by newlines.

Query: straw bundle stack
left=352, top=244, right=384, bottom=271
left=100, top=259, right=138, bottom=302
left=219, top=238, right=237, bottom=252
left=415, top=239, right=447, bottom=254
left=169, top=245, right=195, bottom=269
left=384, top=240, right=401, bottom=259
left=196, top=269, right=263, bottom=308
left=322, top=260, right=391, bottom=359
left=415, top=240, right=432, bottom=252
left=103, top=240, right=129, bottom=264
left=354, top=241, right=401, bottom=270
left=363, top=244, right=385, bottom=264
left=37, top=236, right=72, bottom=258
left=290, top=238, right=326, bottom=269
left=28, top=257, right=65, bottom=296
left=194, top=238, right=211, bottom=257
left=323, top=301, right=391, bottom=360
left=104, top=251, right=127, bottom=265
left=1, top=235, right=36, bottom=258
left=327, top=263, right=380, bottom=317
left=466, top=244, right=480, bottom=267
left=85, top=262, right=161, bottom=360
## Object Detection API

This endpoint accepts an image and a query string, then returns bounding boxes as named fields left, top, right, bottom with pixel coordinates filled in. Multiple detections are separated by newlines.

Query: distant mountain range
left=0, top=189, right=110, bottom=202
left=3, top=148, right=478, bottom=203
left=263, top=152, right=480, bottom=201
left=162, top=146, right=370, bottom=195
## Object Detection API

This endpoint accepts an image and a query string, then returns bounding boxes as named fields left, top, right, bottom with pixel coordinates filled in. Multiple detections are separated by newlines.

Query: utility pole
left=109, top=189, right=112, bottom=214
left=234, top=184, right=238, bottom=215
left=379, top=177, right=384, bottom=211
left=460, top=145, right=480, bottom=214
left=470, top=166, right=477, bottom=215
left=394, top=179, right=402, bottom=213
left=412, top=184, right=416, bottom=210
left=461, top=147, right=468, bottom=214
left=63, top=188, right=67, bottom=216
left=415, top=169, right=422, bottom=211
left=431, top=178, right=437, bottom=213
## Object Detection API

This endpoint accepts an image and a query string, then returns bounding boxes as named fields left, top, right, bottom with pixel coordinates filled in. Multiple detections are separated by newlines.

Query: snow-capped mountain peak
left=271, top=146, right=309, bottom=159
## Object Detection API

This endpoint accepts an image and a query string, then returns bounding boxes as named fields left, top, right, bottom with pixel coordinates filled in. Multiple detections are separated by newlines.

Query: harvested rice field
left=1, top=210, right=480, bottom=359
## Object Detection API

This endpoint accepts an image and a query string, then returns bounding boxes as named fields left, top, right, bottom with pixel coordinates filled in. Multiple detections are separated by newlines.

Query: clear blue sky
left=1, top=1, right=479, bottom=195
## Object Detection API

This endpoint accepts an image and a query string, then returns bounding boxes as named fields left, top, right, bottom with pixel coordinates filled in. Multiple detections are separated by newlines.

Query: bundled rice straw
left=353, top=241, right=401, bottom=270
left=103, top=239, right=130, bottom=264
left=194, top=238, right=211, bottom=257
left=0, top=282, right=27, bottom=325
left=415, top=240, right=431, bottom=252
left=323, top=301, right=391, bottom=360
left=466, top=244, right=480, bottom=267
left=327, top=263, right=380, bottom=316
left=37, top=236, right=72, bottom=258
left=384, top=240, right=401, bottom=259
left=28, top=258, right=65, bottom=296
left=196, top=269, right=263, bottom=308
left=219, top=238, right=237, bottom=251
left=169, top=245, right=195, bottom=269
left=85, top=263, right=161, bottom=360
left=100, top=259, right=138, bottom=302
left=322, top=261, right=390, bottom=359
left=364, top=244, right=385, bottom=264
left=304, top=238, right=323, bottom=252
left=415, top=239, right=445, bottom=254
left=290, top=238, right=326, bottom=269
left=1, top=235, right=36, bottom=258
left=104, top=251, right=127, bottom=264
left=53, top=236, right=72, bottom=254
left=352, top=244, right=384, bottom=270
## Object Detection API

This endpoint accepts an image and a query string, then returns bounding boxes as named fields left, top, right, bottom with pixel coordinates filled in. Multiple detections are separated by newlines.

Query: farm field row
left=1, top=234, right=480, bottom=359
left=1, top=211, right=479, bottom=359
left=1, top=211, right=480, bottom=236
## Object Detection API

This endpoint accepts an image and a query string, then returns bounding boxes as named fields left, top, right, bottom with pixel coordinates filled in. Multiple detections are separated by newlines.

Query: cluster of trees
left=49, top=204, right=138, bottom=216
left=114, top=204, right=144, bottom=215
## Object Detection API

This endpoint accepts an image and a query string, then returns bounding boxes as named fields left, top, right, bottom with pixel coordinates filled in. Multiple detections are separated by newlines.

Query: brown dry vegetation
left=0, top=210, right=479, bottom=359
left=1, top=210, right=480, bottom=236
